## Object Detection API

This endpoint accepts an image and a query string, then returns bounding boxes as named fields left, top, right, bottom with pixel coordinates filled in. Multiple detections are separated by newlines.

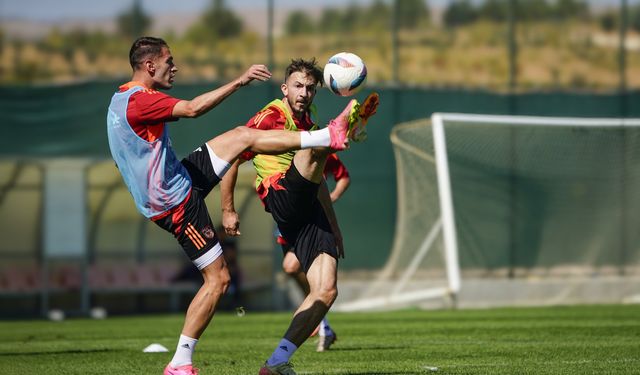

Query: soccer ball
left=323, top=52, right=367, bottom=97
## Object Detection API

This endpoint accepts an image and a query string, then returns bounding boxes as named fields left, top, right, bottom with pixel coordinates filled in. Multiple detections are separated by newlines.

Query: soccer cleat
left=164, top=364, right=199, bottom=375
left=316, top=333, right=337, bottom=352
left=350, top=92, right=380, bottom=142
left=328, top=99, right=360, bottom=151
left=259, top=361, right=297, bottom=375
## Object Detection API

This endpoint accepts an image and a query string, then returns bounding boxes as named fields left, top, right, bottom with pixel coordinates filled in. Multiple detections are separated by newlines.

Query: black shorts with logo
left=265, top=164, right=338, bottom=273
left=153, top=145, right=222, bottom=263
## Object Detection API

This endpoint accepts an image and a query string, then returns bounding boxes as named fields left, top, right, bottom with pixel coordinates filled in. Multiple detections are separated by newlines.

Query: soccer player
left=276, top=153, right=350, bottom=352
left=219, top=58, right=378, bottom=374
left=106, top=37, right=357, bottom=375
left=323, top=153, right=351, bottom=204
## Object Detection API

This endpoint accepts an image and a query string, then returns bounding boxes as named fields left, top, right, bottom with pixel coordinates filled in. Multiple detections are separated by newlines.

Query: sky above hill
left=0, top=0, right=631, bottom=22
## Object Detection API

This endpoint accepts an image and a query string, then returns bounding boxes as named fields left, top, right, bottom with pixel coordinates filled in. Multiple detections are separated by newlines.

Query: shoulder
left=325, top=153, right=340, bottom=168
left=247, top=103, right=286, bottom=129
left=325, top=153, right=349, bottom=177
left=131, top=88, right=176, bottom=101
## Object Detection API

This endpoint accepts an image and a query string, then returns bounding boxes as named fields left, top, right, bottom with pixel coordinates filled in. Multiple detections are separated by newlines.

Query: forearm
left=178, top=79, right=243, bottom=118
left=173, top=64, right=270, bottom=118
left=220, top=160, right=241, bottom=212
left=221, top=160, right=244, bottom=236
left=330, top=177, right=350, bottom=203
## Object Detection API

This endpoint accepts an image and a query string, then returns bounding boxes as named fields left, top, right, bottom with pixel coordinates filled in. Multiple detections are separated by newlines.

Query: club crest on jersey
left=201, top=225, right=215, bottom=239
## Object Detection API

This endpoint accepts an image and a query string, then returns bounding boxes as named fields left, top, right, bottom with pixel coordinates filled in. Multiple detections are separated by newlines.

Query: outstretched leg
left=207, top=97, right=363, bottom=168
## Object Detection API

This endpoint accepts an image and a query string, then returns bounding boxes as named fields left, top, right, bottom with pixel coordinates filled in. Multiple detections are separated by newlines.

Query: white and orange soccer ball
left=323, top=52, right=367, bottom=97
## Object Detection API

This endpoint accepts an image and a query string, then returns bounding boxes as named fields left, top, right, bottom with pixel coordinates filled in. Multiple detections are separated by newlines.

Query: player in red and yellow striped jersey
left=220, top=58, right=378, bottom=374
left=276, top=152, right=350, bottom=352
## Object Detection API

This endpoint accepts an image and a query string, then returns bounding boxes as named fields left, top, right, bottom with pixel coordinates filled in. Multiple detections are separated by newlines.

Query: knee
left=282, top=258, right=301, bottom=275
left=310, top=147, right=330, bottom=159
left=230, top=126, right=253, bottom=148
left=204, top=270, right=231, bottom=296
left=317, top=285, right=338, bottom=306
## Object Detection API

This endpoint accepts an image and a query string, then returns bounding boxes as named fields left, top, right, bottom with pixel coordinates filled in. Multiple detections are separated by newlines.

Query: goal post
left=335, top=118, right=460, bottom=312
left=335, top=113, right=640, bottom=311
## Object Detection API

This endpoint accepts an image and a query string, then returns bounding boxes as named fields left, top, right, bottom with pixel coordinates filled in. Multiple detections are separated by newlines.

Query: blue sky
left=1, top=0, right=630, bottom=22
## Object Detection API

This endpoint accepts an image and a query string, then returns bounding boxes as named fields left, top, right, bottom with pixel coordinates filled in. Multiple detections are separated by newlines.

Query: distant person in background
left=106, top=37, right=355, bottom=375
left=219, top=234, right=242, bottom=309
left=276, top=153, right=350, bottom=351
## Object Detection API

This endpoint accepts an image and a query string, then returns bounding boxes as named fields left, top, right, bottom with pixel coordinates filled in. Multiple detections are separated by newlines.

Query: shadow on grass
left=1, top=348, right=119, bottom=356
left=329, top=345, right=410, bottom=352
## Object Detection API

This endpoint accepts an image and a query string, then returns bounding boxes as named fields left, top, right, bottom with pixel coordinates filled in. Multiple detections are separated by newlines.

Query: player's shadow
left=328, top=345, right=410, bottom=351
left=0, top=348, right=117, bottom=356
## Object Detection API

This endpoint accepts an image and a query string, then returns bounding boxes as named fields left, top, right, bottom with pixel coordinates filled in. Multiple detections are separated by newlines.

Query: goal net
left=336, top=113, right=640, bottom=311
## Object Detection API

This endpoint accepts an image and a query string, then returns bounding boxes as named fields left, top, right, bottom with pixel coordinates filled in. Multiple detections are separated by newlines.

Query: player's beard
left=287, top=97, right=310, bottom=119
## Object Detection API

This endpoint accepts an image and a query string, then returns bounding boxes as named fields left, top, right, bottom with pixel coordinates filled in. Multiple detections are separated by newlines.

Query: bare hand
left=222, top=210, right=241, bottom=236
left=238, top=64, right=272, bottom=86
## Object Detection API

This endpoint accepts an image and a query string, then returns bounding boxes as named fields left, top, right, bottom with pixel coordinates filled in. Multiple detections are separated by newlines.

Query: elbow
left=342, top=178, right=351, bottom=190
left=183, top=102, right=203, bottom=118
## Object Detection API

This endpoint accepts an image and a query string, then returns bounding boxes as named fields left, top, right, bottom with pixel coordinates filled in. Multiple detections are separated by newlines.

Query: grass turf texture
left=1, top=304, right=638, bottom=374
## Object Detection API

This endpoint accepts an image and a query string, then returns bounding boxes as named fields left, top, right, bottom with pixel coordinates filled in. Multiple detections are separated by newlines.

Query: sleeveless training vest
left=106, top=86, right=191, bottom=218
left=252, top=99, right=318, bottom=190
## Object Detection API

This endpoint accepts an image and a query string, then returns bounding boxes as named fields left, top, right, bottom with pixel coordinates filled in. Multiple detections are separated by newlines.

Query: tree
left=479, top=0, right=507, bottom=22
left=599, top=11, right=617, bottom=32
left=518, top=0, right=550, bottom=21
left=342, top=3, right=364, bottom=32
left=396, top=0, right=430, bottom=30
left=201, top=0, right=243, bottom=39
left=117, top=0, right=151, bottom=39
left=553, top=0, right=589, bottom=20
left=366, top=0, right=392, bottom=30
left=285, top=10, right=315, bottom=35
left=631, top=4, right=640, bottom=33
left=444, top=0, right=478, bottom=28
left=319, top=8, right=343, bottom=33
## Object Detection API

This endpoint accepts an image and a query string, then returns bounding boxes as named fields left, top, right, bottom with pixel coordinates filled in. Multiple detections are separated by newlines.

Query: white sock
left=205, top=143, right=231, bottom=179
left=300, top=128, right=331, bottom=148
left=266, top=338, right=298, bottom=366
left=170, top=334, right=198, bottom=367
left=319, top=317, right=333, bottom=337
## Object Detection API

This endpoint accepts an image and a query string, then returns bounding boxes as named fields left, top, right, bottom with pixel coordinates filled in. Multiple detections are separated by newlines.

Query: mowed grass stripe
left=0, top=304, right=638, bottom=374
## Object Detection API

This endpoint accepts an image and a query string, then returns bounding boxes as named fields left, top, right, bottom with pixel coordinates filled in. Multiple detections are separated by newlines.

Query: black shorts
left=265, top=164, right=338, bottom=273
left=153, top=145, right=222, bottom=267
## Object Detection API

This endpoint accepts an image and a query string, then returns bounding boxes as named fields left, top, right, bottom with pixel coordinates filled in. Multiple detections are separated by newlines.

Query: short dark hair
left=129, top=36, right=169, bottom=70
left=284, top=58, right=323, bottom=86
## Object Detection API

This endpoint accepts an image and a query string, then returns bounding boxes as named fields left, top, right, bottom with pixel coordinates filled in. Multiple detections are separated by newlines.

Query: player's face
left=281, top=71, right=318, bottom=118
left=150, top=47, right=177, bottom=90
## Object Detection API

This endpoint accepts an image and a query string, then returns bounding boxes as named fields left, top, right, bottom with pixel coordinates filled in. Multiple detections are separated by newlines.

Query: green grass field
left=2, top=304, right=639, bottom=374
